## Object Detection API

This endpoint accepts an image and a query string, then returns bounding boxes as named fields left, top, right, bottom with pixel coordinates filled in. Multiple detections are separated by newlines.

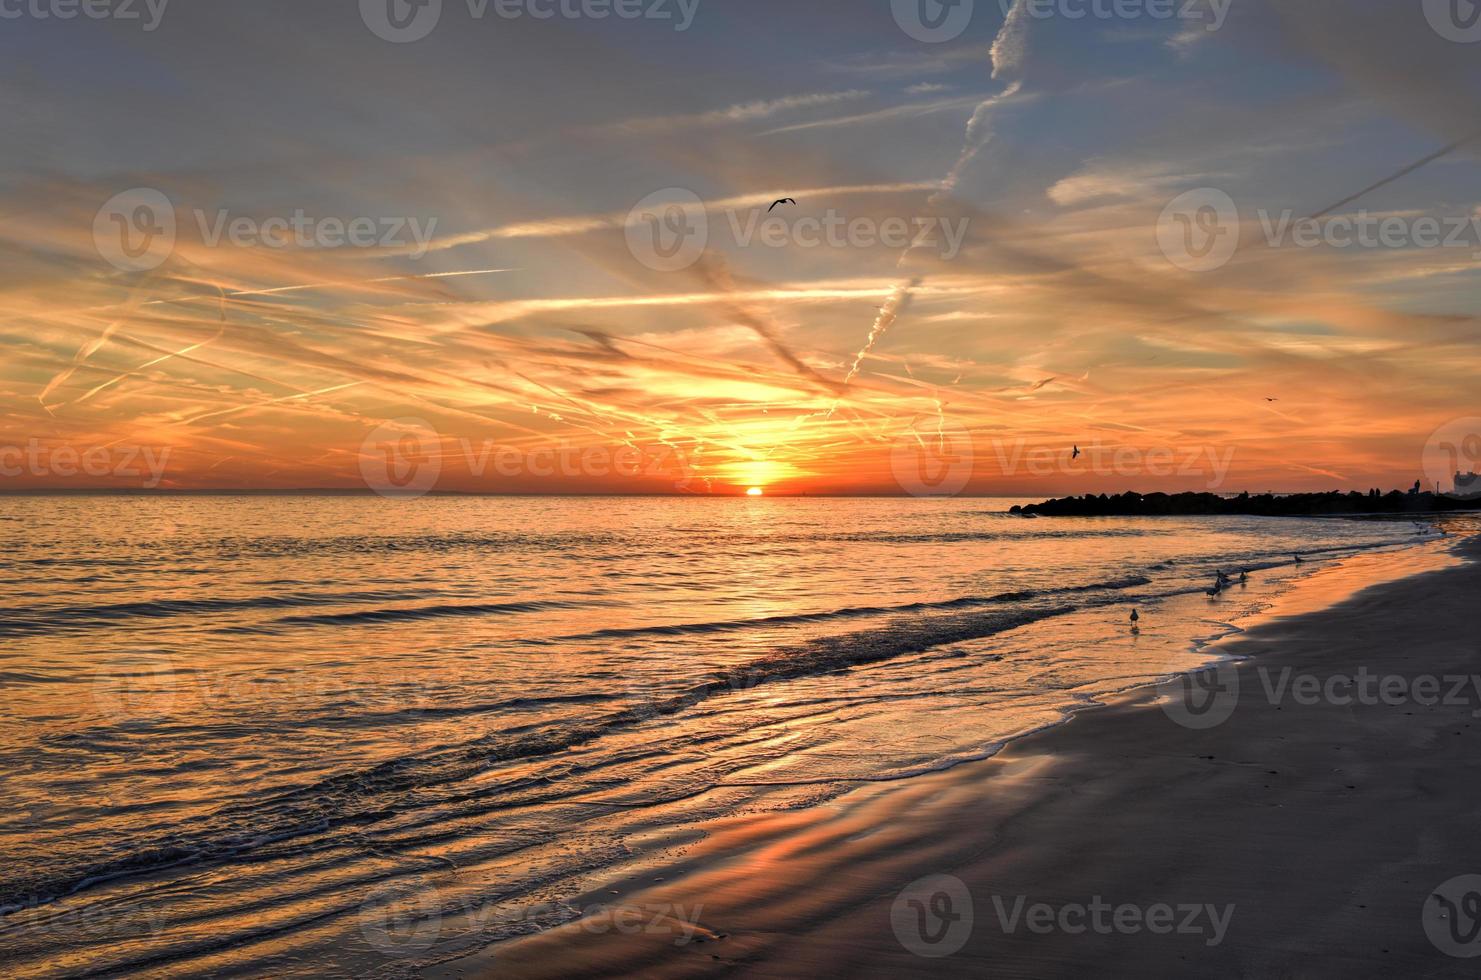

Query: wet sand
left=434, top=534, right=1481, bottom=978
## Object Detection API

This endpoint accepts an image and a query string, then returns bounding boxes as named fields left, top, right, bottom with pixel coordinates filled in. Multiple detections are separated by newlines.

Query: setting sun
left=746, top=487, right=763, bottom=496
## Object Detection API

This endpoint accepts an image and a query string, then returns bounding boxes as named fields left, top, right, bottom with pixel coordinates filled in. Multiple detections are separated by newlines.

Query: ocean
left=0, top=495, right=1444, bottom=977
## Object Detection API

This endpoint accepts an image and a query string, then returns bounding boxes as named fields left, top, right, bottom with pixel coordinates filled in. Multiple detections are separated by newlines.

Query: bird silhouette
left=768, top=198, right=796, bottom=212
left=1130, top=609, right=1140, bottom=623
left=1072, top=445, right=1081, bottom=460
left=1265, top=397, right=1279, bottom=402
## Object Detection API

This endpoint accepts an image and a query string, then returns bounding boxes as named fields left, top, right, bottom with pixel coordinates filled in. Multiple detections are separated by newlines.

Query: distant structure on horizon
left=1457, top=470, right=1480, bottom=498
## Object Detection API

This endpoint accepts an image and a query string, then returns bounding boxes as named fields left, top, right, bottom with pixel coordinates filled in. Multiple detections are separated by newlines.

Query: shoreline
left=432, top=531, right=1481, bottom=978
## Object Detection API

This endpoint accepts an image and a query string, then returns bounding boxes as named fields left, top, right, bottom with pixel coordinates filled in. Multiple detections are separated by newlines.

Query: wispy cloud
left=399, top=183, right=940, bottom=254
left=598, top=90, right=873, bottom=135
left=762, top=94, right=990, bottom=136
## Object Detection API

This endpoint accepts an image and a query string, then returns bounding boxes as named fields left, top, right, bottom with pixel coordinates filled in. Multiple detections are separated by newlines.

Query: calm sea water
left=0, top=496, right=1443, bottom=977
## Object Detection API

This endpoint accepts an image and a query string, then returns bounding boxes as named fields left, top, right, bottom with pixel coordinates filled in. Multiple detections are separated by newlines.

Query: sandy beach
left=432, top=532, right=1481, bottom=978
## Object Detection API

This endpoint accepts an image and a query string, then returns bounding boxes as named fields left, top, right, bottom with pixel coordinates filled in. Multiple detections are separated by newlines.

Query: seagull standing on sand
left=1130, top=609, right=1140, bottom=624
left=1293, top=554, right=1304, bottom=563
left=1206, top=580, right=1223, bottom=597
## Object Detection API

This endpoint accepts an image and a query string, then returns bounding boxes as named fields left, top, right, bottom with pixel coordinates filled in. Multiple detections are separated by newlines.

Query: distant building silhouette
left=1457, top=470, right=1480, bottom=498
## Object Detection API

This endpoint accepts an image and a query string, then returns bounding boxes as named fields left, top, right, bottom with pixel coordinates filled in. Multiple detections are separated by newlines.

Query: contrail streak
left=226, top=268, right=519, bottom=297
left=175, top=382, right=362, bottom=427
left=842, top=280, right=916, bottom=387
left=1308, top=132, right=1481, bottom=219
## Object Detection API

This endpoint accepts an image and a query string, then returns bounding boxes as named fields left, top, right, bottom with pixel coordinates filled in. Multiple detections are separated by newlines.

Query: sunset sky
left=2, top=0, right=1478, bottom=495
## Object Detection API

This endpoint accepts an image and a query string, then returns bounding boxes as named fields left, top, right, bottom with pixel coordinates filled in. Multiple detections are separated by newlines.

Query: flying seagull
left=1265, top=397, right=1279, bottom=402
left=1072, top=445, right=1081, bottom=460
left=768, top=198, right=796, bottom=212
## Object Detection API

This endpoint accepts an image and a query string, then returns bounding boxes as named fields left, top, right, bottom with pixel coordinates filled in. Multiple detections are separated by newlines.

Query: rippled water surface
left=0, top=495, right=1442, bottom=977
